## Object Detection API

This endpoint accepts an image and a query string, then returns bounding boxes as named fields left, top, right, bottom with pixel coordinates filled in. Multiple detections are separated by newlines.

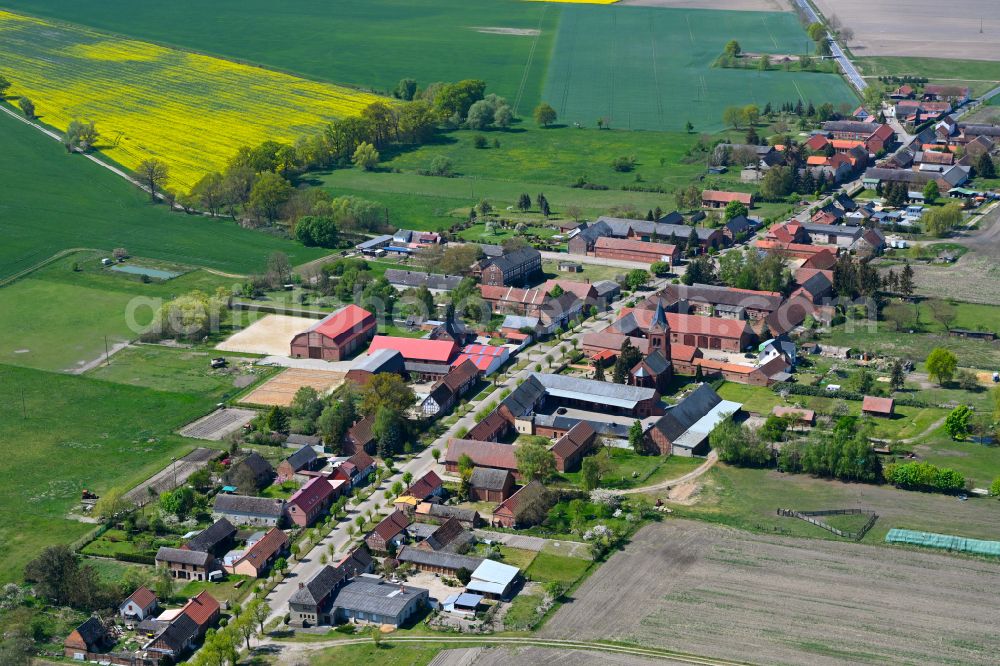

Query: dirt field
left=618, top=0, right=787, bottom=10
left=178, top=407, right=257, bottom=440
left=909, top=206, right=1000, bottom=305
left=240, top=368, right=344, bottom=406
left=813, top=0, right=1000, bottom=60
left=543, top=520, right=1000, bottom=665
left=431, top=647, right=682, bottom=666
left=122, top=447, right=219, bottom=506
left=215, top=314, right=317, bottom=356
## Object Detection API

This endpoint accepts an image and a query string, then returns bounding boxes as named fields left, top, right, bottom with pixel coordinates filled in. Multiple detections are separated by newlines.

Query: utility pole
left=21, top=388, right=27, bottom=419
left=104, top=336, right=110, bottom=366
left=172, top=456, right=177, bottom=489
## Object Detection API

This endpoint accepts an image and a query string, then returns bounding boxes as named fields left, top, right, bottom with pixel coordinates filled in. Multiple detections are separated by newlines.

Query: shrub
left=884, top=461, right=965, bottom=493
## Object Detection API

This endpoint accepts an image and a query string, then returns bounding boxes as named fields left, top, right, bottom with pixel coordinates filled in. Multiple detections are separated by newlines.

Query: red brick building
left=702, top=190, right=754, bottom=209
left=549, top=421, right=597, bottom=473
left=290, top=305, right=376, bottom=361
left=445, top=439, right=519, bottom=476
left=593, top=237, right=680, bottom=266
left=469, top=468, right=514, bottom=502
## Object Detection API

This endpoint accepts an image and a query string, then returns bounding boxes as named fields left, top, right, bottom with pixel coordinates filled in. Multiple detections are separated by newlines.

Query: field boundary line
left=0, top=247, right=105, bottom=289
left=513, top=3, right=548, bottom=116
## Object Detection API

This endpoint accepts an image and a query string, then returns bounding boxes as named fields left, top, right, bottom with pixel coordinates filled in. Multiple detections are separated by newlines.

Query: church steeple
left=647, top=299, right=670, bottom=358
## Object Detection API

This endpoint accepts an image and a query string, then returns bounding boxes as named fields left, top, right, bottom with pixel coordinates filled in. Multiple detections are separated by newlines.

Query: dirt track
left=431, top=646, right=683, bottom=666
left=618, top=0, right=787, bottom=10
left=543, top=520, right=1000, bottom=665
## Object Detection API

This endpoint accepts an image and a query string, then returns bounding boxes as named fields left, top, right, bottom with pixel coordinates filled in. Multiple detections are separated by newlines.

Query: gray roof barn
left=155, top=547, right=212, bottom=567
left=385, top=269, right=464, bottom=291
left=648, top=384, right=723, bottom=442
left=184, top=518, right=236, bottom=554
left=397, top=546, right=484, bottom=572
left=213, top=494, right=286, bottom=519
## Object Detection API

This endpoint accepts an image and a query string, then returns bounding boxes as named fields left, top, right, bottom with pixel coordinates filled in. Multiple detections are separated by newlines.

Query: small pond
left=109, top=264, right=181, bottom=280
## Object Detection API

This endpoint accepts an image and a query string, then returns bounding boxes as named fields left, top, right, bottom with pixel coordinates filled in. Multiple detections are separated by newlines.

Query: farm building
left=345, top=348, right=405, bottom=387
left=469, top=467, right=514, bottom=503
left=466, top=560, right=520, bottom=600
left=342, top=417, right=375, bottom=456
left=445, top=439, right=519, bottom=476
left=404, top=470, right=443, bottom=501
left=414, top=502, right=481, bottom=528
left=550, top=421, right=597, bottom=472
left=477, top=247, right=542, bottom=286
left=276, top=445, right=321, bottom=483
left=223, top=527, right=288, bottom=578
left=396, top=546, right=484, bottom=576
left=384, top=269, right=463, bottom=293
left=452, top=345, right=508, bottom=376
left=182, top=518, right=236, bottom=556
left=367, top=336, right=458, bottom=380
left=492, top=480, right=552, bottom=528
left=213, top=494, right=286, bottom=527
left=155, top=547, right=215, bottom=582
left=644, top=384, right=741, bottom=456
left=593, top=237, right=680, bottom=266
left=862, top=396, right=895, bottom=418
left=701, top=190, right=753, bottom=209
left=290, top=304, right=376, bottom=361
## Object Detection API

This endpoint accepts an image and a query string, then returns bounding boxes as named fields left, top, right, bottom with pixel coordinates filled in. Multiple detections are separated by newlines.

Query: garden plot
left=215, top=314, right=317, bottom=356
left=240, top=368, right=344, bottom=407
left=542, top=519, right=1000, bottom=665
left=178, top=408, right=257, bottom=440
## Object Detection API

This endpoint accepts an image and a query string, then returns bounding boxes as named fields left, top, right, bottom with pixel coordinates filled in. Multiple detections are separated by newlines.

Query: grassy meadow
left=0, top=110, right=324, bottom=281
left=0, top=364, right=220, bottom=582
left=856, top=57, right=1000, bottom=96
left=0, top=9, right=384, bottom=189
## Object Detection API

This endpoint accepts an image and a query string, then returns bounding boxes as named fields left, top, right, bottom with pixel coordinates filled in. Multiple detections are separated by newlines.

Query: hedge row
left=114, top=552, right=156, bottom=565
left=771, top=382, right=929, bottom=408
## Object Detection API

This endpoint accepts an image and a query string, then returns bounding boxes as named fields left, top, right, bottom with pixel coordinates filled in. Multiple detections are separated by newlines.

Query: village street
left=261, top=287, right=649, bottom=622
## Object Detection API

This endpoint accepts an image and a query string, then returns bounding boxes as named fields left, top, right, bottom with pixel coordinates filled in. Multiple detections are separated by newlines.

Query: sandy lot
left=241, top=368, right=344, bottom=407
left=215, top=314, right=316, bottom=356
left=813, top=0, right=1000, bottom=60
left=619, top=0, right=787, bottom=10
left=543, top=520, right=1000, bottom=665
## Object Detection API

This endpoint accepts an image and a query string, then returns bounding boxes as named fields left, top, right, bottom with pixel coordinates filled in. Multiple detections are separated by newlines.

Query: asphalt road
left=790, top=0, right=866, bottom=91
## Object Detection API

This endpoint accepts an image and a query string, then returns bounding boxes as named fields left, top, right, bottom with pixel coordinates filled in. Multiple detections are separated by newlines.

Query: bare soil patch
left=178, top=407, right=257, bottom=440
left=543, top=519, right=1000, bottom=665
left=214, top=313, right=317, bottom=356
left=813, top=0, right=1000, bottom=60
left=433, top=646, right=683, bottom=666
left=241, top=368, right=344, bottom=406
left=618, top=0, right=787, bottom=11
left=909, top=208, right=1000, bottom=305
left=473, top=26, right=540, bottom=36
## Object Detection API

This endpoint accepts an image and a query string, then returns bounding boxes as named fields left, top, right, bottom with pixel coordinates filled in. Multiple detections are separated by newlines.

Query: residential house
left=405, top=470, right=443, bottom=501
left=549, top=421, right=597, bottom=473
left=119, top=587, right=158, bottom=626
left=155, top=547, right=215, bottom=581
left=213, top=494, right=286, bottom=527
left=537, top=292, right=585, bottom=335
left=478, top=285, right=547, bottom=316
left=343, top=416, right=375, bottom=456
left=225, top=527, right=289, bottom=578
left=469, top=468, right=514, bottom=502
left=420, top=359, right=480, bottom=417
left=288, top=548, right=375, bottom=627
left=290, top=304, right=377, bottom=361
left=492, top=480, right=551, bottom=528
left=923, top=85, right=970, bottom=104
left=276, top=445, right=320, bottom=483
left=287, top=477, right=336, bottom=527
left=332, top=450, right=377, bottom=488
left=822, top=121, right=895, bottom=153
left=365, top=510, right=410, bottom=553
left=722, top=214, right=757, bottom=243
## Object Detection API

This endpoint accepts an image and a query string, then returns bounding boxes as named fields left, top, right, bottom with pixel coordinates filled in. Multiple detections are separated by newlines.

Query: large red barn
left=290, top=305, right=376, bottom=361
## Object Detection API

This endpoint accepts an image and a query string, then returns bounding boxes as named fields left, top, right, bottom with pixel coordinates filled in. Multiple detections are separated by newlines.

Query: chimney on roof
left=298, top=583, right=304, bottom=589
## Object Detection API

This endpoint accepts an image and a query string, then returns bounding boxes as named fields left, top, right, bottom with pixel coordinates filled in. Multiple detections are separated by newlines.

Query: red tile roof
left=862, top=396, right=895, bottom=414
left=405, top=470, right=442, bottom=500
left=368, top=336, right=457, bottom=363
left=347, top=450, right=375, bottom=473
left=287, top=477, right=334, bottom=513
left=801, top=248, right=838, bottom=270
left=235, top=527, right=288, bottom=570
left=805, top=134, right=829, bottom=151
left=541, top=279, right=597, bottom=299
left=442, top=359, right=480, bottom=391
left=773, top=406, right=815, bottom=422
left=702, top=190, right=753, bottom=205
left=446, top=439, right=518, bottom=470
left=478, top=285, right=547, bottom=307
left=311, top=305, right=375, bottom=341
left=623, top=307, right=752, bottom=340
left=124, top=586, right=156, bottom=609
left=550, top=421, right=596, bottom=460
left=371, top=509, right=409, bottom=542
left=594, top=236, right=678, bottom=256
left=806, top=155, right=830, bottom=166
left=453, top=345, right=507, bottom=372
left=832, top=139, right=866, bottom=150
left=182, top=591, right=219, bottom=628
left=695, top=357, right=759, bottom=375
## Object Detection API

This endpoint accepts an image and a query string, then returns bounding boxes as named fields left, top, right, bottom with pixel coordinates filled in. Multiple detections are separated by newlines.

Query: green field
left=4, top=0, right=556, bottom=110
left=0, top=110, right=324, bottom=281
left=543, top=6, right=857, bottom=132
left=0, top=364, right=218, bottom=582
left=856, top=57, right=1000, bottom=97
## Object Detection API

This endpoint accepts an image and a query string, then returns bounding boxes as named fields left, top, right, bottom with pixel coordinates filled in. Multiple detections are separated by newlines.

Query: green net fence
left=885, top=529, right=1000, bottom=557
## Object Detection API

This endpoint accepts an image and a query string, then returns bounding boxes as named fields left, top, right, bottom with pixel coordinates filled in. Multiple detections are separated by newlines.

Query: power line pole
left=104, top=336, right=110, bottom=366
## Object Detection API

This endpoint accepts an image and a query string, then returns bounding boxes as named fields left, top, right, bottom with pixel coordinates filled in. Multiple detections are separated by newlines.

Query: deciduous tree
left=533, top=102, right=557, bottom=127
left=137, top=158, right=169, bottom=201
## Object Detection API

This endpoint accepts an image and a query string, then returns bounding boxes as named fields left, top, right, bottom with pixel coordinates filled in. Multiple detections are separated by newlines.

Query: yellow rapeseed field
left=0, top=10, right=384, bottom=190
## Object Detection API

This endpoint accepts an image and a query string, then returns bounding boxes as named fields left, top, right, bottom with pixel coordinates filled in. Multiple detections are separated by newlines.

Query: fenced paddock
left=215, top=314, right=318, bottom=357
left=778, top=507, right=878, bottom=540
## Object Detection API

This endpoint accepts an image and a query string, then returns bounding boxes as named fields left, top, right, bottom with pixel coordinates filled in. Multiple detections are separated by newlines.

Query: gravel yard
left=542, top=519, right=1000, bottom=665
